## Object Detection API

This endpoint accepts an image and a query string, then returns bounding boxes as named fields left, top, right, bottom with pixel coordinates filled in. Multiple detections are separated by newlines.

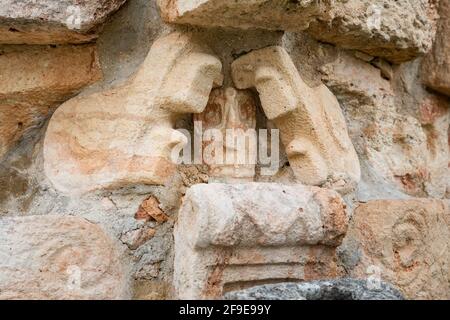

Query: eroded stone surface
left=0, top=0, right=127, bottom=44
left=0, top=44, right=102, bottom=161
left=422, top=0, right=450, bottom=96
left=193, top=87, right=257, bottom=182
left=320, top=52, right=449, bottom=199
left=339, top=199, right=450, bottom=300
left=43, top=32, right=222, bottom=194
left=0, top=215, right=129, bottom=299
left=159, top=0, right=436, bottom=63
left=225, top=279, right=404, bottom=300
left=306, top=0, right=437, bottom=64
left=174, top=183, right=348, bottom=299
left=232, top=46, right=360, bottom=192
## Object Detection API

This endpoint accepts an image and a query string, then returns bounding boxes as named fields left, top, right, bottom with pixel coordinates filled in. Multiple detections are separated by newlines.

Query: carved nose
left=286, top=140, right=307, bottom=157
left=169, top=130, right=188, bottom=148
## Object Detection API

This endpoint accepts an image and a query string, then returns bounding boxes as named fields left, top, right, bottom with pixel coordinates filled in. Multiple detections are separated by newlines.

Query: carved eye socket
left=204, top=102, right=222, bottom=127
left=238, top=96, right=256, bottom=123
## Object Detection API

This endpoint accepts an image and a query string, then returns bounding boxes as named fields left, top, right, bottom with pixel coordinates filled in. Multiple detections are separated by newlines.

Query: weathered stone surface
left=158, top=0, right=330, bottom=31
left=422, top=0, right=450, bottom=96
left=194, top=87, right=257, bottom=182
left=232, top=46, right=360, bottom=192
left=43, top=32, right=222, bottom=194
left=174, top=183, right=348, bottom=299
left=225, top=279, right=404, bottom=300
left=306, top=0, right=437, bottom=64
left=159, top=0, right=436, bottom=63
left=339, top=199, right=450, bottom=300
left=0, top=0, right=127, bottom=44
left=0, top=44, right=102, bottom=161
left=0, top=215, right=129, bottom=299
left=321, top=52, right=449, bottom=199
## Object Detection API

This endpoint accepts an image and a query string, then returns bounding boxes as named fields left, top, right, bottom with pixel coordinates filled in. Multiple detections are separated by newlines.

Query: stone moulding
left=173, top=183, right=349, bottom=299
left=231, top=46, right=361, bottom=191
left=43, top=31, right=223, bottom=194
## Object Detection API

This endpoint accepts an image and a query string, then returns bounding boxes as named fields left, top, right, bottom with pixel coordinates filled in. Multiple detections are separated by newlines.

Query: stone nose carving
left=231, top=46, right=361, bottom=191
left=44, top=32, right=223, bottom=194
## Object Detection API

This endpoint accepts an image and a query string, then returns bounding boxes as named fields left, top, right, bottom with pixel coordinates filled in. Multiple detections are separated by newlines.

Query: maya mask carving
left=232, top=46, right=361, bottom=191
left=44, top=32, right=223, bottom=193
left=194, top=87, right=257, bottom=181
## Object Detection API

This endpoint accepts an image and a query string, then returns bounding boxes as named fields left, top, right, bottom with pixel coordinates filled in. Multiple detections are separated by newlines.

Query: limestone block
left=0, top=215, right=128, bottom=300
left=340, top=199, right=450, bottom=300
left=193, top=87, right=257, bottom=182
left=422, top=0, right=450, bottom=96
left=158, top=0, right=436, bottom=63
left=232, top=46, right=360, bottom=192
left=174, top=183, right=349, bottom=299
left=158, top=0, right=331, bottom=31
left=0, top=0, right=127, bottom=44
left=44, top=32, right=222, bottom=194
left=0, top=44, right=102, bottom=160
left=306, top=0, right=437, bottom=64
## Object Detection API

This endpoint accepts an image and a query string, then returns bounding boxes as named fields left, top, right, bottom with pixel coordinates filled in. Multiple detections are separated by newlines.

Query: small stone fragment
left=136, top=196, right=168, bottom=223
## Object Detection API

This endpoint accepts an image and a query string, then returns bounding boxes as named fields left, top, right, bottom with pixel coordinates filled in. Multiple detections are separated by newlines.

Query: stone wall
left=0, top=0, right=448, bottom=300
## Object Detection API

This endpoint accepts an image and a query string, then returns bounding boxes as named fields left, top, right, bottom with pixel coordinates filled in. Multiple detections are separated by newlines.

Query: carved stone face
left=194, top=87, right=257, bottom=181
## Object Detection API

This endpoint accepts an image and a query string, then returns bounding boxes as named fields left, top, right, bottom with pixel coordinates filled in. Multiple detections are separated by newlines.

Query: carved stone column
left=173, top=183, right=349, bottom=299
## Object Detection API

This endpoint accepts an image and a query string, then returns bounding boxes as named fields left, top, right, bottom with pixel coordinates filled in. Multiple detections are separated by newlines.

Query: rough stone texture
left=225, top=279, right=404, bottom=300
left=232, top=46, right=361, bottom=193
left=174, top=183, right=348, bottom=299
left=0, top=44, right=102, bottom=161
left=193, top=87, right=257, bottom=182
left=339, top=199, right=450, bottom=300
left=0, top=215, right=129, bottom=299
left=1, top=0, right=449, bottom=301
left=306, top=0, right=438, bottom=64
left=136, top=196, right=169, bottom=223
left=318, top=49, right=449, bottom=199
left=159, top=0, right=437, bottom=63
left=0, top=0, right=127, bottom=44
left=43, top=31, right=222, bottom=194
left=422, top=0, right=450, bottom=96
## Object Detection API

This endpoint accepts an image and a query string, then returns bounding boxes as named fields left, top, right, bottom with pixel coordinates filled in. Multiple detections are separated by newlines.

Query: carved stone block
left=173, top=183, right=348, bottom=299
left=0, top=0, right=127, bottom=44
left=158, top=0, right=436, bottom=63
left=193, top=87, right=257, bottom=181
left=232, top=46, right=360, bottom=191
left=0, top=215, right=128, bottom=299
left=341, top=199, right=450, bottom=300
left=44, top=32, right=222, bottom=193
